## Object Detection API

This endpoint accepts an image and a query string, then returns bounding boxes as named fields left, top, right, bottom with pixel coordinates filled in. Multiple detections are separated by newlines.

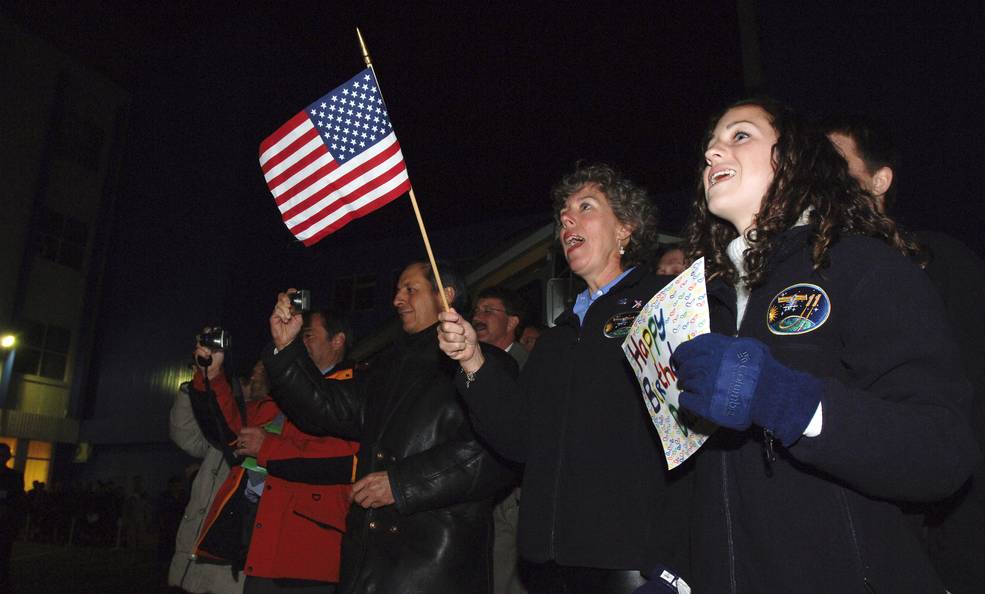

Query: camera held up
left=290, top=289, right=311, bottom=315
left=197, top=327, right=231, bottom=351
left=195, top=326, right=230, bottom=369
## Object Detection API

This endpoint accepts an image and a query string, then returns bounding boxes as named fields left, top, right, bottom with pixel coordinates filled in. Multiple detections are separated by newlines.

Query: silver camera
left=290, top=290, right=311, bottom=315
left=196, top=327, right=231, bottom=351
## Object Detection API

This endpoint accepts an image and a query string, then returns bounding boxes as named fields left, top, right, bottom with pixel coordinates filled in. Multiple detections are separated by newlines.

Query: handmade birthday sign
left=622, top=258, right=716, bottom=469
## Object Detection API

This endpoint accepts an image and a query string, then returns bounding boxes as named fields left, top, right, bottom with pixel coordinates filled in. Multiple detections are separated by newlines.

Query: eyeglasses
left=471, top=305, right=507, bottom=317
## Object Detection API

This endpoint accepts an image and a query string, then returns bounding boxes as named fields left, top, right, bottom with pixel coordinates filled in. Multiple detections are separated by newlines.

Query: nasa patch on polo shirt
left=767, top=283, right=831, bottom=335
left=603, top=311, right=639, bottom=338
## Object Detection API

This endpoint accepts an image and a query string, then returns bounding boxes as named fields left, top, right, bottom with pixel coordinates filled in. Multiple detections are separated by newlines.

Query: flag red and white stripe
left=259, top=69, right=411, bottom=246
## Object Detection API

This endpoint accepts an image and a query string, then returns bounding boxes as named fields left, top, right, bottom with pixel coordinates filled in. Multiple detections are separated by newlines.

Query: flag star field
left=258, top=68, right=410, bottom=246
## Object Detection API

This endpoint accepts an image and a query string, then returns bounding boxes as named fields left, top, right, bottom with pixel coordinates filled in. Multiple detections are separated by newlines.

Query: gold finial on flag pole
left=356, top=27, right=373, bottom=69
left=353, top=28, right=451, bottom=311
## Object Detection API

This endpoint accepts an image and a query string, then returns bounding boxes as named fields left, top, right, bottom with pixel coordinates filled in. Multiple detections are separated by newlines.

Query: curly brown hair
left=551, top=162, right=660, bottom=269
left=683, top=97, right=921, bottom=287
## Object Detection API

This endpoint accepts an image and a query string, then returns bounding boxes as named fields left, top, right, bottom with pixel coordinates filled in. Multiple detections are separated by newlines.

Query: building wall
left=0, top=14, right=129, bottom=487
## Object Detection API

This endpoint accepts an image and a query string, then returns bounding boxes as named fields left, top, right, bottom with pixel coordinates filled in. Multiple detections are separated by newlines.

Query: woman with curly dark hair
left=437, top=163, right=691, bottom=593
left=672, top=98, right=979, bottom=593
left=684, top=97, right=922, bottom=286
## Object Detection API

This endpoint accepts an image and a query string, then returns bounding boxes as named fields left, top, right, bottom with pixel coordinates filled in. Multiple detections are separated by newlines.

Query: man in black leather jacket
left=264, top=261, right=515, bottom=594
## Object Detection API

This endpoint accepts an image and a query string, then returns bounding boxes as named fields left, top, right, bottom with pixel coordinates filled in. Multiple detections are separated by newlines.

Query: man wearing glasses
left=472, top=287, right=529, bottom=371
left=472, top=285, right=530, bottom=594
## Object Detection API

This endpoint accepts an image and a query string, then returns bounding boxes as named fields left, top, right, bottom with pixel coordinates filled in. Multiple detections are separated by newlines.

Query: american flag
left=259, top=68, right=411, bottom=246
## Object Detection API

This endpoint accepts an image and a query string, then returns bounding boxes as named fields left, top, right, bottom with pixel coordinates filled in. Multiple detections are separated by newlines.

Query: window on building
left=36, top=208, right=88, bottom=270
left=24, top=440, right=52, bottom=489
left=335, top=274, right=377, bottom=312
left=353, top=275, right=376, bottom=311
left=0, top=437, right=49, bottom=490
left=12, top=320, right=71, bottom=381
left=334, top=279, right=353, bottom=313
left=54, top=111, right=105, bottom=170
left=517, top=279, right=545, bottom=328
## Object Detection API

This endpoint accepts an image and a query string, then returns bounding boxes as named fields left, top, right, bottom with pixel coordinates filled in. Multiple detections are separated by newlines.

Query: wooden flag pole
left=356, top=27, right=450, bottom=312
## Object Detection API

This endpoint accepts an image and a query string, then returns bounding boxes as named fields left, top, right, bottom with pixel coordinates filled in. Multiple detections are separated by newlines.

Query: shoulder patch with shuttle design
left=767, top=283, right=831, bottom=335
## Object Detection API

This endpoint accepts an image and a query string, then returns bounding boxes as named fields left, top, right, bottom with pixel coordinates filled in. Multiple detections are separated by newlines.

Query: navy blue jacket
left=690, top=226, right=980, bottom=594
left=918, top=230, right=985, bottom=594
left=457, top=266, right=692, bottom=574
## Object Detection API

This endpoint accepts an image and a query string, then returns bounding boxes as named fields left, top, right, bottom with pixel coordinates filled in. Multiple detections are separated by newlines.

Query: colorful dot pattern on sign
left=622, top=259, right=716, bottom=469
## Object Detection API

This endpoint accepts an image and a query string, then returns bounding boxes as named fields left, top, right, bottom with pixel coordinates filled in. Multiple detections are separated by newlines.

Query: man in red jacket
left=190, top=311, right=359, bottom=594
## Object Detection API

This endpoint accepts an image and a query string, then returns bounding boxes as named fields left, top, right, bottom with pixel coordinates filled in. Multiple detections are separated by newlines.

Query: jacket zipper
left=762, top=428, right=776, bottom=477
left=734, top=316, right=777, bottom=477
left=193, top=466, right=246, bottom=557
left=181, top=453, right=226, bottom=586
left=721, top=452, right=737, bottom=594
left=548, top=275, right=637, bottom=560
left=548, top=324, right=581, bottom=559
left=837, top=487, right=874, bottom=593
left=348, top=355, right=405, bottom=594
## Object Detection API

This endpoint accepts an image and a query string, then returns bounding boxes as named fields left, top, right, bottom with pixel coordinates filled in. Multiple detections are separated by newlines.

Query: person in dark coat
left=265, top=261, right=515, bottom=594
left=826, top=113, right=985, bottom=594
left=0, top=443, right=24, bottom=591
left=438, top=163, right=692, bottom=594
left=670, top=97, right=980, bottom=593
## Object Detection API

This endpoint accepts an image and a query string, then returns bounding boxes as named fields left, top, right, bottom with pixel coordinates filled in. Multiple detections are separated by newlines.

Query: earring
left=619, top=244, right=625, bottom=256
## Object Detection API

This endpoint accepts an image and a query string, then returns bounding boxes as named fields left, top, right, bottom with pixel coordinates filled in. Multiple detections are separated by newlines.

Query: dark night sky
left=754, top=2, right=985, bottom=246
left=6, top=1, right=985, bottom=404
left=8, top=1, right=745, bottom=374
left=9, top=2, right=744, bottom=238
left=12, top=1, right=983, bottom=250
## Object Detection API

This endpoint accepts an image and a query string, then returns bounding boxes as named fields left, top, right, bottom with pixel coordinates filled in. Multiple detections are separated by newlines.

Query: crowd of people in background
left=0, top=467, right=201, bottom=592
left=4, top=98, right=983, bottom=594
left=8, top=475, right=187, bottom=551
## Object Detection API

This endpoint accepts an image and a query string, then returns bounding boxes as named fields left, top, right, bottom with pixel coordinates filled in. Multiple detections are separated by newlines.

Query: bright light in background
left=0, top=335, right=15, bottom=349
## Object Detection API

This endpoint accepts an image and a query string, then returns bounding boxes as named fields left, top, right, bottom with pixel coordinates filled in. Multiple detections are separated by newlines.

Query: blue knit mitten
left=674, top=333, right=821, bottom=446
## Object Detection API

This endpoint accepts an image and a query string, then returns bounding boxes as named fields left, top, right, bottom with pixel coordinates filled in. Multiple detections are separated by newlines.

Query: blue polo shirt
left=572, top=267, right=635, bottom=324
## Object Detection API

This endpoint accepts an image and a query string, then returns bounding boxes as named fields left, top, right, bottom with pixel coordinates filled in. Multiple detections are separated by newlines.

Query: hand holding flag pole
left=357, top=27, right=450, bottom=312
left=257, top=29, right=449, bottom=312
